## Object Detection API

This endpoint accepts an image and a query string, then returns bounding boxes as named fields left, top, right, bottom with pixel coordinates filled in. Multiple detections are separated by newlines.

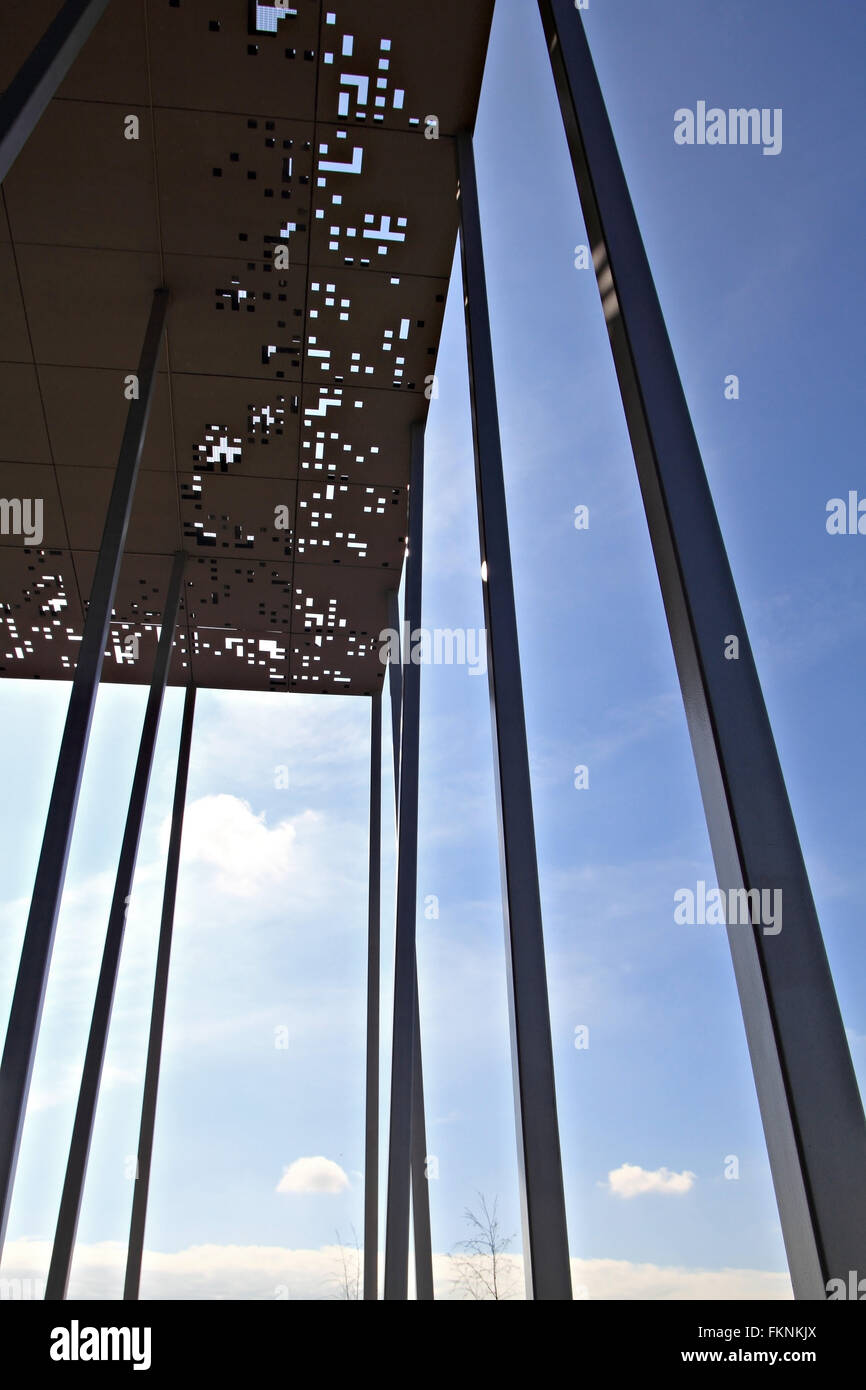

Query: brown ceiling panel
left=0, top=463, right=68, bottom=549
left=298, top=381, right=423, bottom=488
left=315, top=1, right=495, bottom=136
left=294, top=476, right=406, bottom=569
left=0, top=243, right=34, bottom=362
left=179, top=469, right=295, bottom=562
left=288, top=562, right=394, bottom=696
left=58, top=468, right=180, bottom=555
left=146, top=0, right=320, bottom=120
left=0, top=545, right=84, bottom=681
left=0, top=365, right=52, bottom=463
left=156, top=108, right=315, bottom=261
left=164, top=253, right=307, bottom=381
left=38, top=365, right=175, bottom=471
left=302, top=265, right=446, bottom=390
left=15, top=246, right=164, bottom=369
left=310, top=125, right=458, bottom=278
left=185, top=554, right=294, bottom=635
left=171, top=372, right=301, bottom=480
left=4, top=101, right=159, bottom=253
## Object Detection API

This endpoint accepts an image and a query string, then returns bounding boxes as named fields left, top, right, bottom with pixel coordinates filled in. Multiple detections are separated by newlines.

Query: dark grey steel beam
left=383, top=423, right=425, bottom=1300
left=456, top=133, right=572, bottom=1301
left=124, top=683, right=196, bottom=1302
left=363, top=690, right=382, bottom=1301
left=0, top=0, right=112, bottom=184
left=383, top=589, right=434, bottom=1301
left=0, top=286, right=170, bottom=1256
left=537, top=0, right=866, bottom=1298
left=45, top=551, right=186, bottom=1300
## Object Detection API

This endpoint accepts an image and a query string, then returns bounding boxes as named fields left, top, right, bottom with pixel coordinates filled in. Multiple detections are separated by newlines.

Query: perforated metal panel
left=0, top=0, right=494, bottom=694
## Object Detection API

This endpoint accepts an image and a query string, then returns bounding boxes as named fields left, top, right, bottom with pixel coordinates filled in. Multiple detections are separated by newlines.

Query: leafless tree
left=332, top=1225, right=361, bottom=1300
left=450, top=1193, right=519, bottom=1300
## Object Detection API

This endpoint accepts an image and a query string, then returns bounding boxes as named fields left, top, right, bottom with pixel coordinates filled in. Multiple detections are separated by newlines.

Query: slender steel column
left=0, top=287, right=170, bottom=1255
left=44, top=552, right=186, bottom=1300
left=456, top=133, right=572, bottom=1301
left=538, top=0, right=866, bottom=1298
left=383, top=424, right=425, bottom=1300
left=124, top=683, right=196, bottom=1302
left=384, top=589, right=434, bottom=1301
left=0, top=0, right=112, bottom=184
left=363, top=690, right=382, bottom=1300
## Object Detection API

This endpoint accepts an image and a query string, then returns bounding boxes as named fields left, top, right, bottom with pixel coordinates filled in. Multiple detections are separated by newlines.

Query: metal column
left=538, top=0, right=866, bottom=1297
left=0, top=286, right=170, bottom=1255
left=45, top=552, right=185, bottom=1299
left=383, top=424, right=425, bottom=1299
left=0, top=0, right=112, bottom=184
left=385, top=591, right=434, bottom=1302
left=124, top=683, right=196, bottom=1302
left=363, top=690, right=382, bottom=1301
left=456, top=133, right=572, bottom=1301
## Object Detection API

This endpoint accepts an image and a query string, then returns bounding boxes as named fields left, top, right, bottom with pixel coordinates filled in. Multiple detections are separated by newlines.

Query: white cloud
left=276, top=1157, right=350, bottom=1196
left=175, top=794, right=315, bottom=897
left=607, top=1163, right=697, bottom=1199
left=0, top=1238, right=791, bottom=1301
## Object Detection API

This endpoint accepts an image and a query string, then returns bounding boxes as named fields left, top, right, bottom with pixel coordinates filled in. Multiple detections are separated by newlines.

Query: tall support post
left=124, top=684, right=196, bottom=1302
left=363, top=690, right=382, bottom=1301
left=0, top=0, right=112, bottom=184
left=0, top=287, right=170, bottom=1255
left=385, top=590, right=434, bottom=1301
left=538, top=0, right=866, bottom=1298
left=383, top=424, right=425, bottom=1300
left=44, top=552, right=185, bottom=1300
left=456, top=134, right=572, bottom=1301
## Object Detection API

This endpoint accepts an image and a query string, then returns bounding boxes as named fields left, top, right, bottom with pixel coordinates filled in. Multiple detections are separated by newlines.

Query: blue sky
left=2, top=0, right=865, bottom=1298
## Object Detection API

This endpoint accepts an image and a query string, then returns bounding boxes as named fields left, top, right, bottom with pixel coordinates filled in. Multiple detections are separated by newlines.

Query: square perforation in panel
left=38, top=367, right=175, bottom=472
left=156, top=108, right=314, bottom=261
left=171, top=375, right=300, bottom=481
left=4, top=102, right=159, bottom=253
left=0, top=547, right=85, bottom=680
left=316, top=2, right=494, bottom=135
left=179, top=471, right=296, bottom=560
left=73, top=551, right=185, bottom=629
left=186, top=554, right=294, bottom=635
left=300, top=381, right=421, bottom=486
left=294, top=477, right=405, bottom=568
left=147, top=0, right=320, bottom=119
left=191, top=630, right=290, bottom=691
left=102, top=618, right=190, bottom=686
left=289, top=564, right=393, bottom=694
left=311, top=123, right=457, bottom=277
left=303, top=267, right=446, bottom=390
left=164, top=254, right=306, bottom=381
